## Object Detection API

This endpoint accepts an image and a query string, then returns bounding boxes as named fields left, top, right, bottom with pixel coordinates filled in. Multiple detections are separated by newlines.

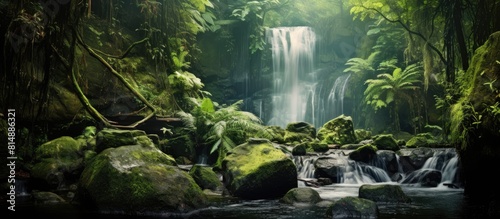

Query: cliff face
left=451, top=31, right=500, bottom=202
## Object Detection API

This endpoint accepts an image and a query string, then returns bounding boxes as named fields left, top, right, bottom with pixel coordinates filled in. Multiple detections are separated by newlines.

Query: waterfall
left=266, top=26, right=316, bottom=127
left=265, top=26, right=352, bottom=128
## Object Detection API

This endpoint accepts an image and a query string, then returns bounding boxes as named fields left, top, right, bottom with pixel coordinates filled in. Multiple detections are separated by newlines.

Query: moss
left=223, top=141, right=297, bottom=199
left=292, top=143, right=307, bottom=155
left=35, top=136, right=81, bottom=161
left=284, top=131, right=313, bottom=143
left=372, top=134, right=399, bottom=151
left=349, top=144, right=378, bottom=162
left=450, top=102, right=466, bottom=147
left=309, top=141, right=329, bottom=152
left=280, top=187, right=321, bottom=205
left=227, top=142, right=288, bottom=180
left=326, top=196, right=378, bottom=217
left=79, top=145, right=204, bottom=211
left=406, top=136, right=428, bottom=148
left=189, top=165, right=222, bottom=190
left=359, top=184, right=411, bottom=203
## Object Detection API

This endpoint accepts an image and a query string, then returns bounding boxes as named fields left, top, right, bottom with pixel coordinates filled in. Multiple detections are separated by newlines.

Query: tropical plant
left=230, top=0, right=283, bottom=53
left=343, top=51, right=380, bottom=75
left=176, top=98, right=270, bottom=168
left=364, top=62, right=422, bottom=131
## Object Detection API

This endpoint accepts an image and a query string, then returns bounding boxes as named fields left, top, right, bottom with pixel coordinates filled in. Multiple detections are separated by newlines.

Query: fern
left=364, top=61, right=423, bottom=131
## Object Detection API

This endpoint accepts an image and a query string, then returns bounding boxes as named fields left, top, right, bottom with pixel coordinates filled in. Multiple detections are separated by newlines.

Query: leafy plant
left=176, top=98, right=270, bottom=168
left=364, top=62, right=422, bottom=131
left=343, top=52, right=379, bottom=75
left=231, top=0, right=282, bottom=53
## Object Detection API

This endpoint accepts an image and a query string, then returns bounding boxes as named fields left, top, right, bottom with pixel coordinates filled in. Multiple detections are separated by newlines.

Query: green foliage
left=230, top=0, right=282, bottom=53
left=343, top=52, right=379, bottom=75
left=168, top=71, right=204, bottom=95
left=183, top=0, right=220, bottom=33
left=177, top=98, right=270, bottom=167
left=364, top=62, right=422, bottom=131
left=171, top=46, right=191, bottom=71
left=364, top=62, right=421, bottom=110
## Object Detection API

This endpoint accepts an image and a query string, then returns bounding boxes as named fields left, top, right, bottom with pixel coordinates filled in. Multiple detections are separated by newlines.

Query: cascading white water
left=267, top=26, right=316, bottom=127
left=265, top=26, right=352, bottom=128
left=402, top=149, right=460, bottom=187
left=327, top=73, right=351, bottom=121
left=294, top=149, right=461, bottom=187
left=294, top=151, right=392, bottom=185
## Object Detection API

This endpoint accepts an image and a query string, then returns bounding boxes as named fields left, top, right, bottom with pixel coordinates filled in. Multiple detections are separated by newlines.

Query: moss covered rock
left=406, top=136, right=429, bottom=148
left=372, top=134, right=399, bottom=151
left=280, top=187, right=322, bottom=206
left=348, top=144, right=378, bottom=163
left=359, top=184, right=411, bottom=203
left=265, top=125, right=286, bottom=143
left=292, top=143, right=308, bottom=156
left=95, top=128, right=148, bottom=153
left=221, top=139, right=297, bottom=199
left=317, top=114, right=356, bottom=145
left=284, top=122, right=316, bottom=143
left=31, top=136, right=85, bottom=189
left=354, top=129, right=372, bottom=142
left=308, top=141, right=329, bottom=153
left=161, top=134, right=196, bottom=162
left=326, top=196, right=378, bottom=218
left=78, top=145, right=207, bottom=213
left=189, top=164, right=223, bottom=191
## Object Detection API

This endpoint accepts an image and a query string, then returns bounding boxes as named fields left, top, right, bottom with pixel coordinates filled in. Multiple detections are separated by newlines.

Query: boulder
left=284, top=122, right=316, bottom=143
left=313, top=156, right=348, bottom=183
left=358, top=184, right=411, bottom=203
left=317, top=115, right=356, bottom=145
left=30, top=136, right=85, bottom=190
left=326, top=196, right=378, bottom=218
left=189, top=164, right=223, bottom=191
left=78, top=145, right=206, bottom=213
left=221, top=139, right=297, bottom=199
left=372, top=134, right=399, bottom=151
left=280, top=187, right=322, bottom=206
left=95, top=128, right=148, bottom=153
left=348, top=145, right=378, bottom=163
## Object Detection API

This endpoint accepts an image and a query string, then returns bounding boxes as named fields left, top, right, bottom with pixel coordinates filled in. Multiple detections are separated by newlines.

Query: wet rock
left=222, top=140, right=297, bottom=199
left=31, top=136, right=85, bottom=190
left=189, top=164, right=223, bottom=191
left=280, top=187, right=322, bottom=206
left=317, top=114, right=356, bottom=145
left=327, top=196, right=378, bottom=218
left=78, top=145, right=206, bottom=213
left=359, top=184, right=411, bottom=203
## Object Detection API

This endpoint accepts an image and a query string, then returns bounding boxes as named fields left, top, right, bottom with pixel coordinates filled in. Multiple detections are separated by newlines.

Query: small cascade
left=326, top=73, right=351, bottom=121
left=441, top=156, right=459, bottom=184
left=293, top=151, right=392, bottom=185
left=293, top=148, right=461, bottom=187
left=342, top=161, right=392, bottom=184
left=400, top=149, right=460, bottom=187
left=294, top=156, right=316, bottom=179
